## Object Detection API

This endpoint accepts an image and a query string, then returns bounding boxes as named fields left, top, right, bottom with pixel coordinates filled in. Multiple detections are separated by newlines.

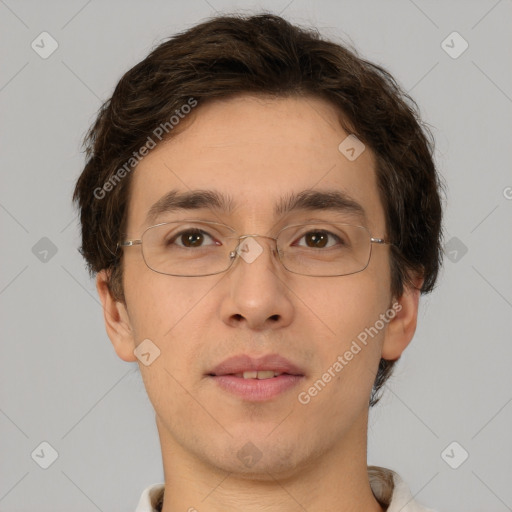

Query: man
left=73, top=13, right=442, bottom=512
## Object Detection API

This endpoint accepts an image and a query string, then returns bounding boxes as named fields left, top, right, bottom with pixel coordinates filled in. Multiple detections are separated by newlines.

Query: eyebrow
left=144, top=188, right=366, bottom=226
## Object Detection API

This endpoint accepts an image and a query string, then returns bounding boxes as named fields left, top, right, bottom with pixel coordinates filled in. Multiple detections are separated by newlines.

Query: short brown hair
left=73, top=13, right=443, bottom=406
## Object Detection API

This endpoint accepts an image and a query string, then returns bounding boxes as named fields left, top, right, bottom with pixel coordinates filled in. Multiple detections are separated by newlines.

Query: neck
left=157, top=411, right=384, bottom=512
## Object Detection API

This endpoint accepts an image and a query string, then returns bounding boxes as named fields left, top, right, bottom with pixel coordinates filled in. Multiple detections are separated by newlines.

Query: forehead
left=125, top=94, right=385, bottom=235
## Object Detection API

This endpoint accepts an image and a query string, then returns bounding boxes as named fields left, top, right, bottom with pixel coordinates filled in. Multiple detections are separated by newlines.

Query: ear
left=381, top=277, right=423, bottom=361
left=96, top=269, right=137, bottom=362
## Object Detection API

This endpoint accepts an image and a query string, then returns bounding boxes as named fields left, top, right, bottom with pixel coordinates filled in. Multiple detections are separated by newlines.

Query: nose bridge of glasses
left=224, top=233, right=281, bottom=269
left=238, top=233, right=277, bottom=243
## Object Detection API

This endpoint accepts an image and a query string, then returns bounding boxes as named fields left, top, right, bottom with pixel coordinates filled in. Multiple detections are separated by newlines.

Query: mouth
left=221, top=370, right=294, bottom=379
left=207, top=354, right=305, bottom=402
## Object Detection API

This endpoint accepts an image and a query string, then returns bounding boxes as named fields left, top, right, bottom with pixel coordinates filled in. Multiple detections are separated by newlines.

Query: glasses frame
left=116, top=219, right=393, bottom=277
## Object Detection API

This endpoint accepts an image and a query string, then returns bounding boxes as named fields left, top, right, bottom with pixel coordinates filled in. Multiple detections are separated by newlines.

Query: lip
left=209, top=353, right=304, bottom=377
left=207, top=354, right=305, bottom=402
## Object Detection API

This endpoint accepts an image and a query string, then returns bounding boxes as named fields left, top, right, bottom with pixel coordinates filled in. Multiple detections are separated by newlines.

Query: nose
left=219, top=235, right=294, bottom=331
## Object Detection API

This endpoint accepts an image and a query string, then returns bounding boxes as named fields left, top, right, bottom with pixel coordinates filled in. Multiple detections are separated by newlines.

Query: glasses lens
left=141, top=221, right=236, bottom=276
left=139, top=221, right=372, bottom=277
left=277, top=223, right=371, bottom=276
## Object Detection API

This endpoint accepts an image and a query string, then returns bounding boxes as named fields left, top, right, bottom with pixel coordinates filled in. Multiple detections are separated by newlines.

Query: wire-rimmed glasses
left=117, top=219, right=392, bottom=277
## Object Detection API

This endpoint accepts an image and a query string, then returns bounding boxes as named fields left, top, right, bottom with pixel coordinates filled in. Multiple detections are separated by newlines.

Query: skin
left=97, top=94, right=422, bottom=512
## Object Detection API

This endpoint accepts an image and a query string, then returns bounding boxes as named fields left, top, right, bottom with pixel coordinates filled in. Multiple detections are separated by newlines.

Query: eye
left=294, top=230, right=344, bottom=249
left=169, top=228, right=219, bottom=248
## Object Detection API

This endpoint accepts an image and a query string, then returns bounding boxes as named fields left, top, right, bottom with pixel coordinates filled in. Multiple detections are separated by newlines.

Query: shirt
left=134, top=465, right=437, bottom=511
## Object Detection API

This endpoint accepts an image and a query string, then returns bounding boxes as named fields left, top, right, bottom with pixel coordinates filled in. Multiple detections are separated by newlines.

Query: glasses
left=117, top=219, right=392, bottom=277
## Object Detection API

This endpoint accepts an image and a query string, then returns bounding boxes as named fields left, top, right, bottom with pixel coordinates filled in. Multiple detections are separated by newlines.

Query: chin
left=197, top=430, right=314, bottom=479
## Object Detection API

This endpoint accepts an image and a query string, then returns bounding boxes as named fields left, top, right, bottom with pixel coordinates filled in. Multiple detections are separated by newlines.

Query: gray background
left=1, top=0, right=511, bottom=511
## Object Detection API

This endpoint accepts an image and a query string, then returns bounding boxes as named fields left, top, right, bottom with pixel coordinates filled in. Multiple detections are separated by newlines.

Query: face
left=100, top=94, right=416, bottom=479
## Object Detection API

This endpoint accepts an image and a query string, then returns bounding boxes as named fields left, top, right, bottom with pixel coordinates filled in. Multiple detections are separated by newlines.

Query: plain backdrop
left=1, top=1, right=511, bottom=511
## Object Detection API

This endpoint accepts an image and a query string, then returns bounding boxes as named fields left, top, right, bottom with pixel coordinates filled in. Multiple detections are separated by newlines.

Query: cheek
left=299, top=270, right=391, bottom=346
left=296, top=276, right=391, bottom=411
left=123, top=257, right=205, bottom=339
left=124, top=273, right=212, bottom=416
left=124, top=267, right=224, bottom=379
left=295, top=270, right=392, bottom=397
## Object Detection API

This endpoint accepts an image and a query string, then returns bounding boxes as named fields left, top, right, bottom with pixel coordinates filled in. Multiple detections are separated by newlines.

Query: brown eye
left=296, top=230, right=342, bottom=249
left=181, top=231, right=205, bottom=247
left=167, top=229, right=217, bottom=248
left=304, top=232, right=329, bottom=248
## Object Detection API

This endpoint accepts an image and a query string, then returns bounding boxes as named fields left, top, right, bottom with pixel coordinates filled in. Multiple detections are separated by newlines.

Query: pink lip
left=209, top=353, right=304, bottom=376
left=207, top=354, right=305, bottom=402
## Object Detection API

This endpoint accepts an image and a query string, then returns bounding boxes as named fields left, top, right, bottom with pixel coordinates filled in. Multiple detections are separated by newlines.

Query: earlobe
left=381, top=279, right=423, bottom=361
left=96, top=269, right=138, bottom=362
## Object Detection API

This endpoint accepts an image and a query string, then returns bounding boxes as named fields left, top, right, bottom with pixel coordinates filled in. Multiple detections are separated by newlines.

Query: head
left=73, top=13, right=443, bottom=476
